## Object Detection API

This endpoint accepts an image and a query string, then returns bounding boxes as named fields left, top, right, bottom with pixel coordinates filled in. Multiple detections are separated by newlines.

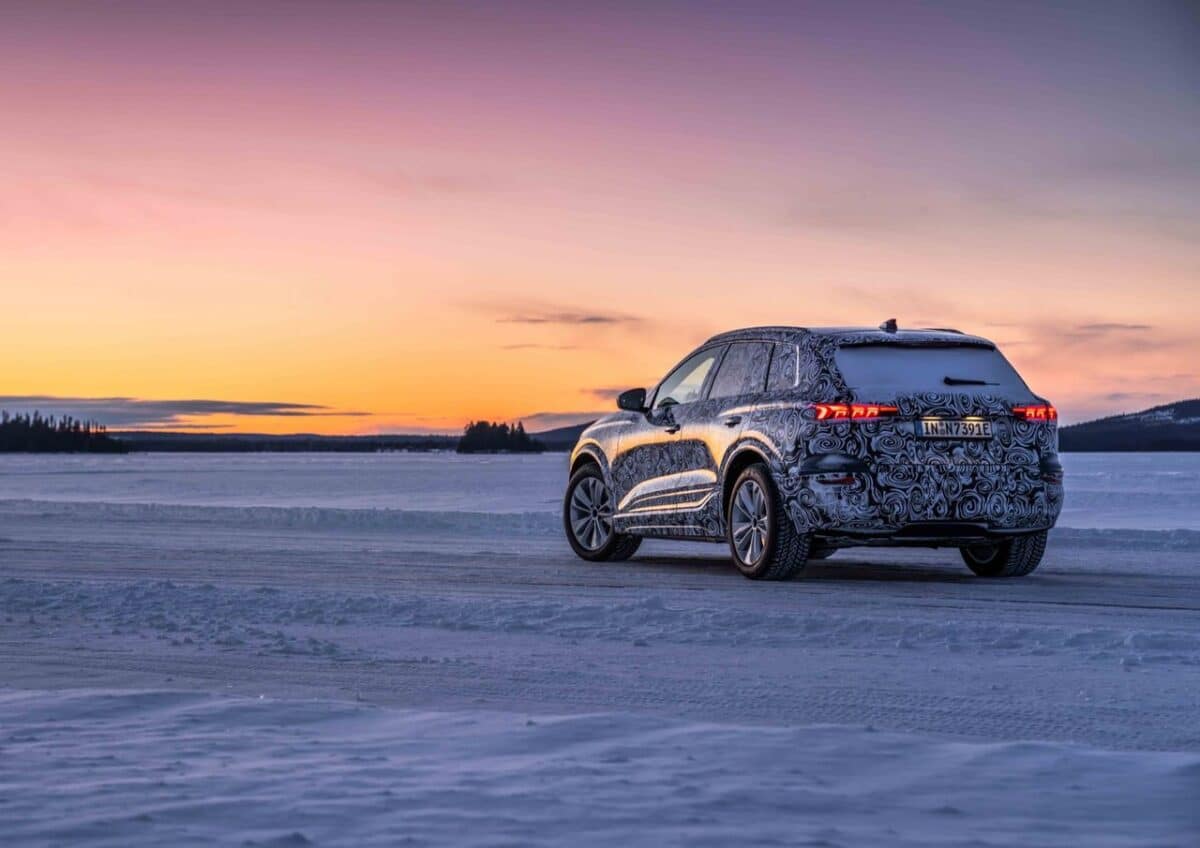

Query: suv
left=564, top=322, right=1063, bottom=579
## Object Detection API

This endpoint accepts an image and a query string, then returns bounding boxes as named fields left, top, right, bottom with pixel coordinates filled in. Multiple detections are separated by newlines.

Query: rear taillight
left=811, top=403, right=899, bottom=421
left=1012, top=404, right=1057, bottom=422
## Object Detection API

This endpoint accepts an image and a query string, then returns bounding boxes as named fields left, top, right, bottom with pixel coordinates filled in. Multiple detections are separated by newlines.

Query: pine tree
left=455, top=419, right=545, bottom=453
left=0, top=411, right=126, bottom=453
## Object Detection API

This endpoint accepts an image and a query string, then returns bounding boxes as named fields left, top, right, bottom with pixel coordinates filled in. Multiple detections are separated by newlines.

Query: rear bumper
left=772, top=459, right=1064, bottom=541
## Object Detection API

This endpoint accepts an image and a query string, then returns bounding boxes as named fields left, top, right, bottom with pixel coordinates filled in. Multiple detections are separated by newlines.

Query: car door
left=610, top=345, right=725, bottom=528
left=671, top=341, right=773, bottom=533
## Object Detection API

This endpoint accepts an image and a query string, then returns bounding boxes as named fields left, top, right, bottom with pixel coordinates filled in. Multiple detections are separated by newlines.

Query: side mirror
left=617, top=388, right=647, bottom=412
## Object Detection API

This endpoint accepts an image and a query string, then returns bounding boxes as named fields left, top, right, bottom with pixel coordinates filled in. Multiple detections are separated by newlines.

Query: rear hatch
left=831, top=341, right=1058, bottom=527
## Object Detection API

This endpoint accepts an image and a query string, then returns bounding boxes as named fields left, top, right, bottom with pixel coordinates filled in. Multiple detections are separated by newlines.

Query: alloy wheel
left=569, top=476, right=614, bottom=551
left=731, top=479, right=769, bottom=565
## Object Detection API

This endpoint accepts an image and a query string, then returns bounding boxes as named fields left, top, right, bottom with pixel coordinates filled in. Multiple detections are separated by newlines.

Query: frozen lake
left=1, top=451, right=1198, bottom=846
left=0, top=450, right=1197, bottom=530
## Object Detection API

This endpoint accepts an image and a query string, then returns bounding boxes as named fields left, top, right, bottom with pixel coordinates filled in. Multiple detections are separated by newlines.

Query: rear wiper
left=943, top=376, right=997, bottom=386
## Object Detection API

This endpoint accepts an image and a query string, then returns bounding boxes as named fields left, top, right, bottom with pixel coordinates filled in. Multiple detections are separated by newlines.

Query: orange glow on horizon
left=2, top=3, right=1196, bottom=433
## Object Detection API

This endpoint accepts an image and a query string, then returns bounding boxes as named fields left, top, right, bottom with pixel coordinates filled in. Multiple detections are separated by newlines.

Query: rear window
left=834, top=344, right=1035, bottom=399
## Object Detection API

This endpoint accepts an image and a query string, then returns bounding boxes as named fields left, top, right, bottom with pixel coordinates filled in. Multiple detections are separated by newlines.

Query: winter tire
left=727, top=463, right=811, bottom=580
left=960, top=530, right=1048, bottom=577
left=564, top=465, right=642, bottom=562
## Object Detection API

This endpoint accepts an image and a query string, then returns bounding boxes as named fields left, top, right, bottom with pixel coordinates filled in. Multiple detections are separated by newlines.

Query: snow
left=1, top=451, right=1197, bottom=529
left=3, top=692, right=1196, bottom=848
left=0, top=452, right=563, bottom=512
left=1, top=452, right=1199, bottom=845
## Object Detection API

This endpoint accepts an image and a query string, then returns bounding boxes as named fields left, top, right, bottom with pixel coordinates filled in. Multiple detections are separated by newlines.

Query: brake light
left=812, top=403, right=899, bottom=421
left=1012, top=404, right=1057, bottom=422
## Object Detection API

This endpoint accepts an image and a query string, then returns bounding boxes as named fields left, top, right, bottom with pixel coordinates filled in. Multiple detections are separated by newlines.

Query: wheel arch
left=720, top=443, right=772, bottom=523
left=570, top=444, right=610, bottom=481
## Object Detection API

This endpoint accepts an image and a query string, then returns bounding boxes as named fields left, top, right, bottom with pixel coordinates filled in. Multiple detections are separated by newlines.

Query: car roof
left=702, top=325, right=995, bottom=347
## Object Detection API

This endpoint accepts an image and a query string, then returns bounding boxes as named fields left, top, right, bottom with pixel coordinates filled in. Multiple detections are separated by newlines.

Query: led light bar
left=1012, top=404, right=1057, bottom=421
left=811, top=403, right=899, bottom=421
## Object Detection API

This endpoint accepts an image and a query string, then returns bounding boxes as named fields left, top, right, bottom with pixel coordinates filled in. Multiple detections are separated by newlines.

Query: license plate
left=917, top=418, right=993, bottom=439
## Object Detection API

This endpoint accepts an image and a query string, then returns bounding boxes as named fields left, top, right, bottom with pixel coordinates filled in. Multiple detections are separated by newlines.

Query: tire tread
left=961, top=530, right=1048, bottom=577
left=563, top=465, right=642, bottom=563
left=730, top=464, right=811, bottom=580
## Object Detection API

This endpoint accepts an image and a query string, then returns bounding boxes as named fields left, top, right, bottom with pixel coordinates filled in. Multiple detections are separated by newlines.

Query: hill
left=1059, top=399, right=1200, bottom=452
left=531, top=421, right=593, bottom=451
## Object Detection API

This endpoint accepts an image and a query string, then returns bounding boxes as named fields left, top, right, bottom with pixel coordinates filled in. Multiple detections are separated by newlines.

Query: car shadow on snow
left=627, top=551, right=982, bottom=584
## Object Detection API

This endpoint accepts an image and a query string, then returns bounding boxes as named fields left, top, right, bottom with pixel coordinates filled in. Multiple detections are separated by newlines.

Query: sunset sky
left=2, top=1, right=1198, bottom=433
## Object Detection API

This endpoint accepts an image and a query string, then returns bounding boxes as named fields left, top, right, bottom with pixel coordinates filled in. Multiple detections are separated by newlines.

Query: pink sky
left=2, top=1, right=1197, bottom=432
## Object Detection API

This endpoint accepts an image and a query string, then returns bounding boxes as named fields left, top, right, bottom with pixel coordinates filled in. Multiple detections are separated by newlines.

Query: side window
left=766, top=343, right=798, bottom=392
left=709, top=342, right=772, bottom=400
left=654, top=347, right=722, bottom=409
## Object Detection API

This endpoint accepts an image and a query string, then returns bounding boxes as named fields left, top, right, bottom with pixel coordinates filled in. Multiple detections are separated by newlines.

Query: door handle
left=723, top=416, right=743, bottom=427
left=664, top=424, right=680, bottom=434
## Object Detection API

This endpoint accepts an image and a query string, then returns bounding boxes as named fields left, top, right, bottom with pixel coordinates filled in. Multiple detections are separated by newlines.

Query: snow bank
left=1, top=690, right=1195, bottom=847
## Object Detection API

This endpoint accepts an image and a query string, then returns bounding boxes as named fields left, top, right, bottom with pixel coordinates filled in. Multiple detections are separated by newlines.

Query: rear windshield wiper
left=943, top=376, right=998, bottom=386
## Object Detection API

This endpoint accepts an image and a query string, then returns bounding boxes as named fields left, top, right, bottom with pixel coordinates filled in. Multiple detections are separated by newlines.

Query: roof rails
left=920, top=327, right=964, bottom=334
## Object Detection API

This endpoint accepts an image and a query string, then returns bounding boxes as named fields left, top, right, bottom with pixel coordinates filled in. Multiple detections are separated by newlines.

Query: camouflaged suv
left=564, top=322, right=1062, bottom=579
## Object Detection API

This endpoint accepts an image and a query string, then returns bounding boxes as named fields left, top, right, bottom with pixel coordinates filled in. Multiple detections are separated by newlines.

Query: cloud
left=500, top=343, right=580, bottom=351
left=583, top=385, right=632, bottom=401
left=1054, top=323, right=1174, bottom=352
left=474, top=299, right=652, bottom=352
left=496, top=310, right=640, bottom=326
left=995, top=319, right=1173, bottom=354
left=0, top=396, right=369, bottom=429
left=1102, top=391, right=1169, bottom=403
left=1075, top=323, right=1152, bottom=332
left=123, top=422, right=237, bottom=431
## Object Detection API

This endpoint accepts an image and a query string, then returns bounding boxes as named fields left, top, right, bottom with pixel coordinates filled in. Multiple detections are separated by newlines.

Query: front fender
left=569, top=442, right=614, bottom=488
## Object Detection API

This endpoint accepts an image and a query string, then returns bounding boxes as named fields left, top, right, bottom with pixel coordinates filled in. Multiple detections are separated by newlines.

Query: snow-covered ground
left=1, top=453, right=1198, bottom=846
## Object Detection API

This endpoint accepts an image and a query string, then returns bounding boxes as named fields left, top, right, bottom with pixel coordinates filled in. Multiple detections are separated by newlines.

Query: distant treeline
left=456, top=421, right=544, bottom=454
left=0, top=411, right=127, bottom=453
left=111, top=432, right=458, bottom=453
